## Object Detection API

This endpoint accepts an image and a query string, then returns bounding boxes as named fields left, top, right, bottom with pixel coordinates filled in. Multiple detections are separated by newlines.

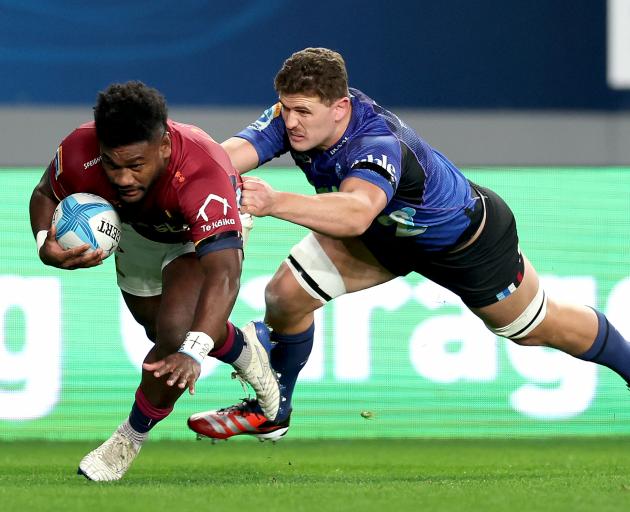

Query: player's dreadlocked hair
left=94, top=81, right=168, bottom=148
left=274, top=48, right=349, bottom=105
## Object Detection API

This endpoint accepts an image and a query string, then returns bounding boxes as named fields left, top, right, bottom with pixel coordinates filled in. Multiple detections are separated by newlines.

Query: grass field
left=1, top=438, right=629, bottom=512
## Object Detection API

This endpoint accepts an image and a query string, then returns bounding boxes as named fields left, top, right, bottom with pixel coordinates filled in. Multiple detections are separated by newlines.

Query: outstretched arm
left=143, top=246, right=243, bottom=394
left=240, top=175, right=388, bottom=238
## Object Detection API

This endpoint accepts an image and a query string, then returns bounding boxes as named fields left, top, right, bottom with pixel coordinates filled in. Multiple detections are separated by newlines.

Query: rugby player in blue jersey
left=187, top=47, right=630, bottom=441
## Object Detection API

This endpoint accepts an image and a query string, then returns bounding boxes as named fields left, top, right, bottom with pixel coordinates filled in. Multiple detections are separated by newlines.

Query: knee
left=143, top=325, right=158, bottom=343
left=152, top=323, right=187, bottom=359
left=265, top=271, right=317, bottom=321
left=266, top=274, right=301, bottom=317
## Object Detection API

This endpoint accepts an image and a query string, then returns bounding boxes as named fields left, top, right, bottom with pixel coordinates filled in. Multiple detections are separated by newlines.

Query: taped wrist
left=178, top=331, right=214, bottom=364
left=36, top=230, right=48, bottom=253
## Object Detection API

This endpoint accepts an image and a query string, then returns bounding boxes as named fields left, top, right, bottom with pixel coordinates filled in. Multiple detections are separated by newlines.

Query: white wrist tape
left=239, top=212, right=254, bottom=249
left=178, top=331, right=214, bottom=365
left=36, top=230, right=48, bottom=253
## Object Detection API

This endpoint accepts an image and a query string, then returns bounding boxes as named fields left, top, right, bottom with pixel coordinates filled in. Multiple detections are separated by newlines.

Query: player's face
left=100, top=132, right=171, bottom=203
left=280, top=93, right=350, bottom=152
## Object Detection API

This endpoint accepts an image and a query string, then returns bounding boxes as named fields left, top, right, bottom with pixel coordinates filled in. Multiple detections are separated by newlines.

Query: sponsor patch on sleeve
left=54, top=145, right=63, bottom=179
left=251, top=103, right=282, bottom=131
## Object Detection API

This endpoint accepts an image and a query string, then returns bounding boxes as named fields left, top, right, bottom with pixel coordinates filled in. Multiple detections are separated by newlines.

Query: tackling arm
left=241, top=176, right=387, bottom=238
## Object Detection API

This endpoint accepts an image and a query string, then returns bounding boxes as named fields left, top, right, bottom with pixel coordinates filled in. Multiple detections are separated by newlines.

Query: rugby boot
left=188, top=398, right=291, bottom=442
left=77, top=426, right=141, bottom=481
left=230, top=321, right=289, bottom=423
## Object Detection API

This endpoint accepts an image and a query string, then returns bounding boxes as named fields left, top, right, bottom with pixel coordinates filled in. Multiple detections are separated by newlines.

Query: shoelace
left=231, top=371, right=252, bottom=397
left=97, top=436, right=135, bottom=473
left=218, top=398, right=262, bottom=416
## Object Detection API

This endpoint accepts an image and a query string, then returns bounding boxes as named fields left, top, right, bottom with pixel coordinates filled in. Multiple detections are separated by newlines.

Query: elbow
left=341, top=215, right=373, bottom=237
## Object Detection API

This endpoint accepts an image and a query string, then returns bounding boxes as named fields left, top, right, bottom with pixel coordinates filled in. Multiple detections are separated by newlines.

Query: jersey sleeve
left=176, top=150, right=244, bottom=258
left=47, top=145, right=69, bottom=201
left=46, top=124, right=106, bottom=201
left=235, top=103, right=290, bottom=165
left=343, top=135, right=402, bottom=203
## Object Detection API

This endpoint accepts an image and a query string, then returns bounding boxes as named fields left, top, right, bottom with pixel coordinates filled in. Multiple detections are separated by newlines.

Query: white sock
left=117, top=419, right=148, bottom=447
left=232, top=342, right=252, bottom=371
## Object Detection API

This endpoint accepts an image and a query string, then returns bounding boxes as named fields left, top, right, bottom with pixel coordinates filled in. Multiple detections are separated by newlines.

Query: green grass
left=1, top=439, right=630, bottom=511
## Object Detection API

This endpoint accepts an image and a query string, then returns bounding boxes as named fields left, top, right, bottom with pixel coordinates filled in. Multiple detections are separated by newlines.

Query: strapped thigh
left=285, top=233, right=347, bottom=304
left=489, top=285, right=548, bottom=340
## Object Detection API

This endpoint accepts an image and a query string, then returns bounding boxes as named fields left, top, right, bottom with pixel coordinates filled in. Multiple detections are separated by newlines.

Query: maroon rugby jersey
left=47, top=120, right=243, bottom=252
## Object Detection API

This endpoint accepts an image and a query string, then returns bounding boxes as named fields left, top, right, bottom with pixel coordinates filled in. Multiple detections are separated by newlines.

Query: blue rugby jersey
left=236, top=88, right=478, bottom=252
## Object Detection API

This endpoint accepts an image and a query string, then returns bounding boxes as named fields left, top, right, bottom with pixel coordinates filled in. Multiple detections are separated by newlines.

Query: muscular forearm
left=270, top=191, right=375, bottom=238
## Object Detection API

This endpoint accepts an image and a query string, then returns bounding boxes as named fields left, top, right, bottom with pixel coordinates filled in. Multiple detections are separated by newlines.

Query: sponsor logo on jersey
left=83, top=155, right=101, bottom=170
left=328, top=136, right=349, bottom=156
left=377, top=207, right=427, bottom=237
left=133, top=220, right=189, bottom=234
left=251, top=103, right=282, bottom=132
left=196, top=194, right=231, bottom=221
left=201, top=218, right=236, bottom=232
left=152, top=222, right=189, bottom=233
left=352, top=154, right=396, bottom=179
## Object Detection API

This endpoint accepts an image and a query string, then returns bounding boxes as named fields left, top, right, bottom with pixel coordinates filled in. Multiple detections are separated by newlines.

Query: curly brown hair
left=274, top=48, right=349, bottom=105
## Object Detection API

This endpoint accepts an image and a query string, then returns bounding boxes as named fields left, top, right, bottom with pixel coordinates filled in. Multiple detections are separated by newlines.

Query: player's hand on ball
left=39, top=225, right=104, bottom=269
left=143, top=353, right=201, bottom=395
left=240, top=176, right=277, bottom=217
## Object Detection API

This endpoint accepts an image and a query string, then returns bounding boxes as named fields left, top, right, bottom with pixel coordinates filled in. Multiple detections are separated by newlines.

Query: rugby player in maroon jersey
left=29, top=81, right=286, bottom=481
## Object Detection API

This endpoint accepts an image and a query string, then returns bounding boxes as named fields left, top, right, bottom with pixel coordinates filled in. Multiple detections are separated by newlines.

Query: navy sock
left=129, top=403, right=156, bottom=433
left=270, top=323, right=315, bottom=409
left=578, top=309, right=630, bottom=385
left=210, top=322, right=246, bottom=364
left=128, top=388, right=173, bottom=433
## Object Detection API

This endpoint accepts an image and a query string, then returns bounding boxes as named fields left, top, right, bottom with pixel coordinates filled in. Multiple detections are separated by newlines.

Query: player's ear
left=159, top=131, right=172, bottom=159
left=333, top=96, right=351, bottom=122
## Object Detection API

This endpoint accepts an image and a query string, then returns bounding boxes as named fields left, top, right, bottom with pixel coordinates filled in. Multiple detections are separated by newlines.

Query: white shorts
left=115, top=223, right=195, bottom=297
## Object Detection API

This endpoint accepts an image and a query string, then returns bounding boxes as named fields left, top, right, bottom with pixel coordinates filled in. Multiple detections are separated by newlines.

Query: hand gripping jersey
left=48, top=120, right=243, bottom=257
left=236, top=88, right=480, bottom=256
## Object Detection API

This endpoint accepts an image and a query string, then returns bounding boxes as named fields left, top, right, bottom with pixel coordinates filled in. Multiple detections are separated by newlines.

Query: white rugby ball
left=52, top=193, right=121, bottom=259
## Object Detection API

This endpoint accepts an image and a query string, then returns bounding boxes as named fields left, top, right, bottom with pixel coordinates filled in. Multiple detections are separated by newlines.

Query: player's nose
left=284, top=111, right=299, bottom=129
left=109, top=168, right=136, bottom=187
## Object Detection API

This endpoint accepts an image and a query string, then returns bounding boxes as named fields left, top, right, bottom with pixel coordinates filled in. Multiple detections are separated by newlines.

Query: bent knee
left=152, top=324, right=187, bottom=358
left=265, top=270, right=316, bottom=318
left=144, top=326, right=158, bottom=343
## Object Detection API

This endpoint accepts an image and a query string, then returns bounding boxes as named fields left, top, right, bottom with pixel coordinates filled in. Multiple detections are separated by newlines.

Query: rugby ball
left=52, top=193, right=121, bottom=259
